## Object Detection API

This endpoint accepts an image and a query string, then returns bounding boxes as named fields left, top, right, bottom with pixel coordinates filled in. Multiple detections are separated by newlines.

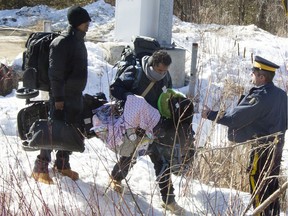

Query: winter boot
left=109, top=177, right=123, bottom=193
left=53, top=151, right=79, bottom=181
left=162, top=201, right=185, bottom=216
left=54, top=168, right=79, bottom=181
left=31, top=156, right=53, bottom=184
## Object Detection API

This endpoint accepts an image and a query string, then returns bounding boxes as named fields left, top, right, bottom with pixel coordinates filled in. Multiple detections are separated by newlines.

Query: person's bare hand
left=201, top=105, right=211, bottom=119
left=55, top=101, right=64, bottom=110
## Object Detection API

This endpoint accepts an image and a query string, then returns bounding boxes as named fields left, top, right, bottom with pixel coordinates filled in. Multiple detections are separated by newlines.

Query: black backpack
left=155, top=97, right=195, bottom=176
left=22, top=32, right=60, bottom=91
left=82, top=92, right=108, bottom=138
left=113, top=36, right=161, bottom=81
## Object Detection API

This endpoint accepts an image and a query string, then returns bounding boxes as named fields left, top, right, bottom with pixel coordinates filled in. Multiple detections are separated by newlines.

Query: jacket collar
left=67, top=25, right=86, bottom=39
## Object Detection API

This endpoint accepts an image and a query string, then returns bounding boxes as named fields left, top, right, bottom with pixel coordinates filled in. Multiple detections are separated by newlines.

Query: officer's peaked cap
left=253, top=56, right=279, bottom=73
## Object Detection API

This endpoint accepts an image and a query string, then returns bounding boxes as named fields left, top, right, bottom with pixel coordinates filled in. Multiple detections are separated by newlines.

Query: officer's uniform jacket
left=207, top=82, right=287, bottom=145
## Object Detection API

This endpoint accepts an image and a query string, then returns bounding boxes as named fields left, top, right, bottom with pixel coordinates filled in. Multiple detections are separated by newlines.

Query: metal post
left=188, top=43, right=198, bottom=98
left=43, top=21, right=52, bottom=32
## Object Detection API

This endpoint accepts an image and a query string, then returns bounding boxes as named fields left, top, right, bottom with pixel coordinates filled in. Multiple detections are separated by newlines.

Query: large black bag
left=17, top=93, right=108, bottom=151
left=17, top=101, right=49, bottom=140
left=113, top=36, right=161, bottom=81
left=82, top=92, right=107, bottom=138
left=133, top=36, right=161, bottom=60
left=24, top=119, right=85, bottom=153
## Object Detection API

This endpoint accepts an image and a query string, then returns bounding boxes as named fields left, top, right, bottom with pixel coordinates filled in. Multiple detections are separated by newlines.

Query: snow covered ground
left=0, top=1, right=287, bottom=215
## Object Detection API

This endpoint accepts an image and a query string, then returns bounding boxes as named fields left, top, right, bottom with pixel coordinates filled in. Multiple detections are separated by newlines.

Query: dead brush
left=279, top=170, right=287, bottom=212
left=189, top=140, right=250, bottom=192
left=221, top=78, right=244, bottom=102
left=192, top=74, right=249, bottom=191
left=188, top=131, right=288, bottom=215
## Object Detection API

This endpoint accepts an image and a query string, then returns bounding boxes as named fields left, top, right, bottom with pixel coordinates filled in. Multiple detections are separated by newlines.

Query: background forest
left=0, top=0, right=287, bottom=37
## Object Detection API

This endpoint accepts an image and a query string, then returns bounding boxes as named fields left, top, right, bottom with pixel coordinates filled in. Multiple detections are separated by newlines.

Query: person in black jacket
left=32, top=6, right=91, bottom=184
left=109, top=50, right=185, bottom=215
left=202, top=56, right=287, bottom=215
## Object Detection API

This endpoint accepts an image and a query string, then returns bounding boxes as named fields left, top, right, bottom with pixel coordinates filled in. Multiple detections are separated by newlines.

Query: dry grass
left=191, top=144, right=250, bottom=192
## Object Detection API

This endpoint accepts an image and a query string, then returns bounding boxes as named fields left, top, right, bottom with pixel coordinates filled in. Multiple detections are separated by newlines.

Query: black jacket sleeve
left=110, top=65, right=138, bottom=101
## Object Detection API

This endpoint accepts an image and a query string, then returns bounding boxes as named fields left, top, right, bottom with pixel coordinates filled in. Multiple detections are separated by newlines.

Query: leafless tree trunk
left=256, top=0, right=268, bottom=31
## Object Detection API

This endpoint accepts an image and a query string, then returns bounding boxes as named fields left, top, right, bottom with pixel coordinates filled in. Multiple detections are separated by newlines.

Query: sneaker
left=31, top=172, right=54, bottom=184
left=109, top=177, right=123, bottom=193
left=162, top=201, right=185, bottom=215
left=53, top=167, right=79, bottom=181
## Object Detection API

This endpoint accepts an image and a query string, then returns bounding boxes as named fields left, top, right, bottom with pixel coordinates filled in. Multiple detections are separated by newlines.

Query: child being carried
left=91, top=94, right=160, bottom=156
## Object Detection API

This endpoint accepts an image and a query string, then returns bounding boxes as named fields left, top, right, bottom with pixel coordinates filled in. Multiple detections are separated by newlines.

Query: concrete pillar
left=115, top=0, right=160, bottom=42
left=166, top=48, right=186, bottom=88
left=157, top=0, right=173, bottom=48
left=115, top=0, right=186, bottom=88
left=115, top=0, right=173, bottom=47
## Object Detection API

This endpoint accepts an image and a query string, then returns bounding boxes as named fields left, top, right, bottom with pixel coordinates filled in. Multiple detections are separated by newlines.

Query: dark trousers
left=111, top=143, right=175, bottom=204
left=249, top=143, right=282, bottom=216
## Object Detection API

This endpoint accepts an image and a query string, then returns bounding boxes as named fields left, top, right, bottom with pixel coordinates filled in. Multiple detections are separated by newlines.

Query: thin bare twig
left=252, top=181, right=288, bottom=215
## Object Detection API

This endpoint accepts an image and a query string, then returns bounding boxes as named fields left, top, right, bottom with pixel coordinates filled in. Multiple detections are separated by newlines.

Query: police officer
left=201, top=56, right=287, bottom=215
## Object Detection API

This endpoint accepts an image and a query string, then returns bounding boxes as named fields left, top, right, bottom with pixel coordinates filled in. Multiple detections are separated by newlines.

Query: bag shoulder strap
left=141, top=81, right=155, bottom=97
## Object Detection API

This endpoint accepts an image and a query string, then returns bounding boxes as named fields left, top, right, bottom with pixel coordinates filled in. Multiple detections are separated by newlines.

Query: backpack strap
left=141, top=81, right=155, bottom=97
left=132, top=62, right=142, bottom=90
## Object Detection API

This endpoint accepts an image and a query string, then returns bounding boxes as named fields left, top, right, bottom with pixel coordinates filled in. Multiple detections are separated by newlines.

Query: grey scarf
left=142, top=56, right=167, bottom=82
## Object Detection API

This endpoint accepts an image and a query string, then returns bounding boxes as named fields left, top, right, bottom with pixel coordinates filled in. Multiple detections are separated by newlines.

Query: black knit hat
left=67, top=6, right=91, bottom=28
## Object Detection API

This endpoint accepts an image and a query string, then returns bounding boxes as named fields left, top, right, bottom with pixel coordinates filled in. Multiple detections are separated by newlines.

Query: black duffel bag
left=23, top=119, right=85, bottom=152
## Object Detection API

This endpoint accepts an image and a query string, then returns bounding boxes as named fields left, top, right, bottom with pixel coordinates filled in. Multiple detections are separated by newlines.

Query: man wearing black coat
left=32, top=6, right=91, bottom=184
left=202, top=56, right=287, bottom=215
